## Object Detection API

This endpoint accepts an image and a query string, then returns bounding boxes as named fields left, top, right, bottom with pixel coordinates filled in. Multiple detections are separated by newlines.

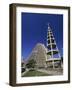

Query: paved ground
left=37, top=68, right=63, bottom=75
left=21, top=69, right=29, bottom=76
left=22, top=68, right=63, bottom=77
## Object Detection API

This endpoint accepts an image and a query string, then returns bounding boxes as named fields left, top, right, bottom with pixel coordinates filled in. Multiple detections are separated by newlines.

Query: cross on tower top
left=48, top=23, right=51, bottom=30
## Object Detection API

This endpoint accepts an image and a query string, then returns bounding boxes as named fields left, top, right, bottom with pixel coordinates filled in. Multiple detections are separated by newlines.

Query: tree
left=26, top=59, right=36, bottom=69
left=61, top=57, right=63, bottom=63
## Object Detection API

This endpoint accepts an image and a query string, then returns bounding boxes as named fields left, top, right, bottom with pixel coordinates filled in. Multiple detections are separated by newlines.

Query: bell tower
left=46, top=23, right=61, bottom=68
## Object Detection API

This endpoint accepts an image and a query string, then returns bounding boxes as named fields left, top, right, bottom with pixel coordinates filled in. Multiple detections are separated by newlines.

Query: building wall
left=28, top=43, right=48, bottom=68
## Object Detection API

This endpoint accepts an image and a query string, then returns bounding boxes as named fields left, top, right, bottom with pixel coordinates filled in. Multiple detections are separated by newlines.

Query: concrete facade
left=27, top=43, right=50, bottom=68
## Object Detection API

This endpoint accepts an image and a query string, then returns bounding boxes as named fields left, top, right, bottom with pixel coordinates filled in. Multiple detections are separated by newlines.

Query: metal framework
left=46, top=24, right=61, bottom=68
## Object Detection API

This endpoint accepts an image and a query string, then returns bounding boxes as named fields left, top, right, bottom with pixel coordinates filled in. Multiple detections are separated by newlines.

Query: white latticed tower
left=46, top=24, right=61, bottom=68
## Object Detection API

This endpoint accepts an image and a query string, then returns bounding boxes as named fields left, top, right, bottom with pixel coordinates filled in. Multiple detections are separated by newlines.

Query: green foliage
left=26, top=59, right=36, bottom=69
left=61, top=57, right=63, bottom=63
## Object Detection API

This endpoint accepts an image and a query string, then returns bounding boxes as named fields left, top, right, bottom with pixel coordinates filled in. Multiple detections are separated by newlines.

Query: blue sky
left=21, top=12, right=63, bottom=60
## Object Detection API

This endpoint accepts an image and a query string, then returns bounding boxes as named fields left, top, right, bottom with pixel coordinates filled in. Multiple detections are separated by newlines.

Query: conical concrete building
left=27, top=43, right=50, bottom=68
left=46, top=24, right=61, bottom=68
